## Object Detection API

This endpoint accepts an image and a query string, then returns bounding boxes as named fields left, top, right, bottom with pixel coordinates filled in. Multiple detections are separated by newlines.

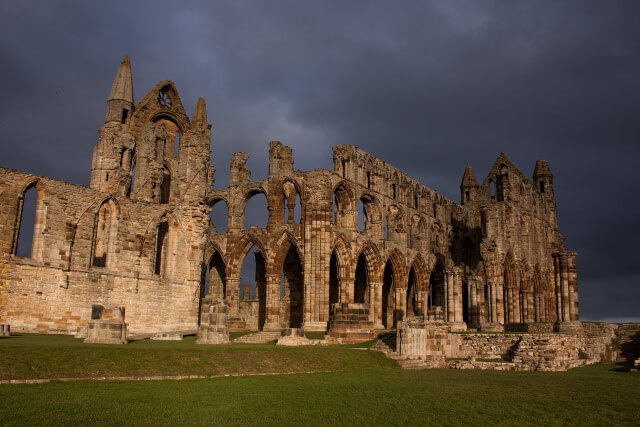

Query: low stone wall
left=392, top=320, right=619, bottom=371
left=454, top=334, right=521, bottom=360
left=505, top=323, right=555, bottom=333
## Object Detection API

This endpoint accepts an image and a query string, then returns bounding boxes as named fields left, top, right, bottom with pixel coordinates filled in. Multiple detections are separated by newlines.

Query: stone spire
left=193, top=97, right=208, bottom=127
left=533, top=159, right=552, bottom=179
left=533, top=159, right=553, bottom=194
left=460, top=164, right=479, bottom=188
left=105, top=56, right=134, bottom=124
left=460, top=164, right=479, bottom=205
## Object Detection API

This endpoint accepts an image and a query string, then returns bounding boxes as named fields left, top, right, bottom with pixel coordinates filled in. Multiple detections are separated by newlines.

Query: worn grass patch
left=0, top=333, right=396, bottom=380
left=0, top=364, right=638, bottom=426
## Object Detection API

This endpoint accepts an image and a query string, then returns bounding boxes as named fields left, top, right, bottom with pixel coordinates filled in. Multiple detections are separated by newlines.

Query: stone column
left=553, top=253, right=564, bottom=321
left=395, top=288, right=406, bottom=323
left=445, top=271, right=454, bottom=322
left=417, top=290, right=428, bottom=316
left=225, top=277, right=240, bottom=316
left=262, top=274, right=281, bottom=330
left=566, top=252, right=579, bottom=321
left=496, top=281, right=505, bottom=325
left=454, top=272, right=463, bottom=322
left=371, top=283, right=383, bottom=328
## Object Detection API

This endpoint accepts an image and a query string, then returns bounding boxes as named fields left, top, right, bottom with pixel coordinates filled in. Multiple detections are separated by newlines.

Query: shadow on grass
left=608, top=362, right=634, bottom=373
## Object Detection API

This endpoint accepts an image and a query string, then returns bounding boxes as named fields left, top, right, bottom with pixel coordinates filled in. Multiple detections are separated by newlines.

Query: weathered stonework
left=392, top=319, right=620, bottom=371
left=0, top=57, right=580, bottom=343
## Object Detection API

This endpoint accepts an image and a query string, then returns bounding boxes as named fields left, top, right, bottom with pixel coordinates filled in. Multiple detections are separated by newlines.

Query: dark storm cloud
left=1, top=1, right=638, bottom=320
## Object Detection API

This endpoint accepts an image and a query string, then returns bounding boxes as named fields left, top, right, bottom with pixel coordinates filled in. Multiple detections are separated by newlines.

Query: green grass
left=0, top=333, right=396, bottom=380
left=1, top=334, right=638, bottom=426
left=0, top=364, right=638, bottom=426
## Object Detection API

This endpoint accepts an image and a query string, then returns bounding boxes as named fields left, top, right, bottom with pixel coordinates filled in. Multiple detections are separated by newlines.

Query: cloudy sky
left=1, top=1, right=638, bottom=321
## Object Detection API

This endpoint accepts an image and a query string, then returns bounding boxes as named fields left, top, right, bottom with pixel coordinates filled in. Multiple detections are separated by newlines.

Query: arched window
left=174, top=132, right=180, bottom=157
left=92, top=201, right=117, bottom=268
left=490, top=179, right=495, bottom=198
left=160, top=167, right=171, bottom=204
left=203, top=251, right=226, bottom=298
left=239, top=244, right=266, bottom=329
left=280, top=246, right=304, bottom=328
left=210, top=200, right=228, bottom=234
left=154, top=221, right=169, bottom=275
left=283, top=182, right=301, bottom=225
left=244, top=192, right=268, bottom=229
left=14, top=185, right=39, bottom=258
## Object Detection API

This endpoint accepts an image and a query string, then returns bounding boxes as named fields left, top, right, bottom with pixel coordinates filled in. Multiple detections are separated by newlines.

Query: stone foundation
left=196, top=296, right=230, bottom=344
left=327, top=303, right=376, bottom=344
left=84, top=304, right=126, bottom=344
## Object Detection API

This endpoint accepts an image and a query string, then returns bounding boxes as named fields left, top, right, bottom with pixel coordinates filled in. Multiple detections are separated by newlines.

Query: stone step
left=233, top=331, right=282, bottom=344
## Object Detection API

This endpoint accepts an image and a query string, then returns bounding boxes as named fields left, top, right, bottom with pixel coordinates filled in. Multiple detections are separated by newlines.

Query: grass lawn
left=0, top=333, right=386, bottom=380
left=0, top=334, right=638, bottom=426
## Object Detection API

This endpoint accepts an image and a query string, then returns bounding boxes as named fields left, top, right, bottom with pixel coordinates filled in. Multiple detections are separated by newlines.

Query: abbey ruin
left=0, top=57, right=582, bottom=343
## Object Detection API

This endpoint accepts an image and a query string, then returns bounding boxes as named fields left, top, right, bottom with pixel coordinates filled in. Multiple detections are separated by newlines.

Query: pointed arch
left=202, top=245, right=226, bottom=298
left=240, top=186, right=269, bottom=230
left=91, top=198, right=119, bottom=268
left=282, top=179, right=303, bottom=225
left=358, top=193, right=382, bottom=234
left=333, top=181, right=355, bottom=229
left=356, top=241, right=382, bottom=285
left=152, top=212, right=187, bottom=280
left=386, top=249, right=407, bottom=288
left=227, top=232, right=267, bottom=278
left=12, top=180, right=49, bottom=259
left=331, top=235, right=354, bottom=305
left=268, top=231, right=303, bottom=276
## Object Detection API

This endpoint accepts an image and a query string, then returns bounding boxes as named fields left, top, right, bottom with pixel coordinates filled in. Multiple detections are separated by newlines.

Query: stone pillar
left=468, top=282, right=476, bottom=327
left=371, top=283, right=383, bottom=328
left=263, top=274, right=281, bottom=330
left=489, top=282, right=497, bottom=323
left=445, top=271, right=454, bottom=322
left=395, top=287, right=406, bottom=323
left=302, top=201, right=332, bottom=331
left=553, top=253, right=564, bottom=321
left=454, top=272, right=463, bottom=322
left=496, top=282, right=505, bottom=325
left=417, top=290, right=428, bottom=316
left=553, top=251, right=579, bottom=322
left=567, top=252, right=579, bottom=321
left=225, top=277, right=240, bottom=316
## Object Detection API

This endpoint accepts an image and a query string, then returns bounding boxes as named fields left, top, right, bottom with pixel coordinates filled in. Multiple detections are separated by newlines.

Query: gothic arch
left=333, top=181, right=355, bottom=228
left=359, top=193, right=382, bottom=230
left=386, top=249, right=407, bottom=289
left=227, top=232, right=267, bottom=278
left=409, top=254, right=429, bottom=293
left=268, top=231, right=303, bottom=276
left=282, top=179, right=303, bottom=225
left=356, top=241, right=383, bottom=285
left=12, top=180, right=50, bottom=259
left=91, top=198, right=120, bottom=268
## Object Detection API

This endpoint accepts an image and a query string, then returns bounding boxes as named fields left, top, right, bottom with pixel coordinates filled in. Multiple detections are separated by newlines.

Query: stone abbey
left=0, top=57, right=580, bottom=340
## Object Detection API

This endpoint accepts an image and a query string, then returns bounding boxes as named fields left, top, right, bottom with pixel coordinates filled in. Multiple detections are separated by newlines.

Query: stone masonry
left=0, top=57, right=580, bottom=339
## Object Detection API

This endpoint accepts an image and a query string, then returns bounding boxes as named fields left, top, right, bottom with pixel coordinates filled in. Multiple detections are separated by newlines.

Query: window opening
left=244, top=192, right=268, bottom=229
left=15, top=186, right=38, bottom=257
left=210, top=200, right=228, bottom=234
left=174, top=132, right=180, bottom=157
left=154, top=221, right=169, bottom=275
